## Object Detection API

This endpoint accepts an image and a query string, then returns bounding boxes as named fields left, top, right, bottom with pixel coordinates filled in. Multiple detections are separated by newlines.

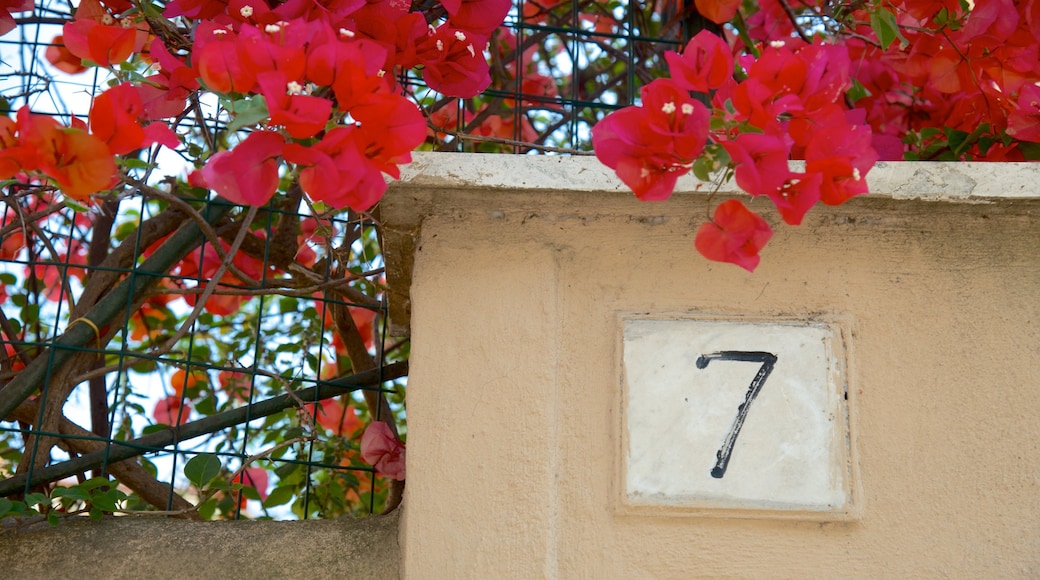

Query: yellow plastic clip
left=68, top=317, right=102, bottom=351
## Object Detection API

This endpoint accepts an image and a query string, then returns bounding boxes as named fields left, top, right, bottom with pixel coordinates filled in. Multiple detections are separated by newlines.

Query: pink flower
left=721, top=133, right=792, bottom=197
left=360, top=422, right=405, bottom=481
left=694, top=200, right=773, bottom=272
left=201, top=131, right=285, bottom=206
left=665, top=30, right=734, bottom=93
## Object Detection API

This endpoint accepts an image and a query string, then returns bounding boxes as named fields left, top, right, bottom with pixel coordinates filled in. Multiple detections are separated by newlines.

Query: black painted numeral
left=695, top=351, right=778, bottom=479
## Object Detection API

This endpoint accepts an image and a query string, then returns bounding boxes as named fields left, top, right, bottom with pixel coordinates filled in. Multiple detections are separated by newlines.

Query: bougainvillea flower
left=284, top=127, right=386, bottom=210
left=239, top=21, right=309, bottom=82
left=202, top=131, right=284, bottom=206
left=62, top=18, right=137, bottom=67
left=665, top=30, right=734, bottom=93
left=236, top=467, right=270, bottom=501
left=351, top=93, right=427, bottom=169
left=305, top=398, right=363, bottom=436
left=45, top=35, right=89, bottom=75
left=694, top=0, right=741, bottom=25
left=638, top=78, right=711, bottom=161
left=306, top=30, right=386, bottom=86
left=440, top=0, right=513, bottom=34
left=694, top=199, right=773, bottom=272
left=767, top=172, right=822, bottom=226
left=163, top=0, right=227, bottom=20
left=14, top=108, right=117, bottom=199
left=1007, top=83, right=1040, bottom=143
left=89, top=83, right=180, bottom=154
left=153, top=396, right=191, bottom=426
left=593, top=108, right=671, bottom=200
left=360, top=421, right=406, bottom=481
left=797, top=42, right=851, bottom=113
left=323, top=40, right=392, bottom=112
left=721, top=133, right=793, bottom=197
left=193, top=22, right=257, bottom=94
left=415, top=25, right=490, bottom=98
left=1, top=0, right=34, bottom=37
left=0, top=115, right=20, bottom=179
left=137, top=38, right=200, bottom=119
left=256, top=71, right=332, bottom=139
left=805, top=123, right=877, bottom=205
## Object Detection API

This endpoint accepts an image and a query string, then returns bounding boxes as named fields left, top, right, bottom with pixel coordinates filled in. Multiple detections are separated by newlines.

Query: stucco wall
left=386, top=154, right=1040, bottom=578
left=0, top=511, right=400, bottom=579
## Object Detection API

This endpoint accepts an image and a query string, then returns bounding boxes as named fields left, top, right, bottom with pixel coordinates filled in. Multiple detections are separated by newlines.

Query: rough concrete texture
left=0, top=510, right=399, bottom=580
left=383, top=155, right=1040, bottom=578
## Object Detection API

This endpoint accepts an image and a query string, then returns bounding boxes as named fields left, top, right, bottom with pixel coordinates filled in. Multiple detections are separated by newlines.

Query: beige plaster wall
left=386, top=155, right=1040, bottom=578
left=0, top=511, right=400, bottom=579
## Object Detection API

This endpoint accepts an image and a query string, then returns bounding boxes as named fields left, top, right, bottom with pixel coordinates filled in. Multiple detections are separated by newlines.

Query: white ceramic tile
left=623, top=318, right=851, bottom=512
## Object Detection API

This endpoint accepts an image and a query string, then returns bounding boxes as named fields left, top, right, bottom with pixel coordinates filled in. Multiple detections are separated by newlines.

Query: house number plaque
left=621, top=317, right=856, bottom=517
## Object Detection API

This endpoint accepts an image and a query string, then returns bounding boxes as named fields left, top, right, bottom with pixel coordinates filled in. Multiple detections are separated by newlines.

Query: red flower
left=201, top=131, right=284, bottom=206
left=89, top=83, right=180, bottom=155
left=694, top=0, right=741, bottom=25
left=14, top=107, right=117, bottom=199
left=440, top=0, right=513, bottom=34
left=45, top=35, right=89, bottom=75
left=235, top=467, right=269, bottom=501
left=721, top=133, right=792, bottom=197
left=284, top=127, right=387, bottom=211
left=1007, top=83, right=1040, bottom=143
left=804, top=123, right=877, bottom=205
left=665, top=30, right=734, bottom=93
left=360, top=422, right=406, bottom=481
left=415, top=25, right=490, bottom=98
left=153, top=396, right=191, bottom=426
left=256, top=71, right=332, bottom=139
left=137, top=38, right=199, bottom=120
left=593, top=79, right=709, bottom=201
left=351, top=93, right=427, bottom=171
left=766, top=172, right=822, bottom=226
left=61, top=18, right=136, bottom=67
left=694, top=200, right=773, bottom=272
left=193, top=22, right=257, bottom=94
left=1, top=0, right=33, bottom=37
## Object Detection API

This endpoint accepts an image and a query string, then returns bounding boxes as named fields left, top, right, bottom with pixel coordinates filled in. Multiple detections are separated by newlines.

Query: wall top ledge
left=397, top=152, right=1040, bottom=202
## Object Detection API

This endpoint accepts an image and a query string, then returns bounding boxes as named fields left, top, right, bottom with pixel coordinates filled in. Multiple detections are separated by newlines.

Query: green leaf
left=48, top=512, right=61, bottom=526
left=198, top=497, right=218, bottom=520
left=184, top=453, right=222, bottom=488
left=870, top=7, right=908, bottom=50
left=52, top=486, right=91, bottom=502
left=24, top=492, right=48, bottom=507
left=90, top=489, right=124, bottom=511
left=81, top=476, right=115, bottom=490
left=240, top=486, right=261, bottom=501
left=142, top=424, right=170, bottom=435
left=846, top=79, right=872, bottom=104
left=64, top=198, right=90, bottom=213
left=0, top=497, right=12, bottom=517
left=263, top=485, right=295, bottom=508
left=226, top=96, right=270, bottom=133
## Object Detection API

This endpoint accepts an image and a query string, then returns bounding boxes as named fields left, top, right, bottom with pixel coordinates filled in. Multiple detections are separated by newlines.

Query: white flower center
left=240, top=5, right=253, bottom=17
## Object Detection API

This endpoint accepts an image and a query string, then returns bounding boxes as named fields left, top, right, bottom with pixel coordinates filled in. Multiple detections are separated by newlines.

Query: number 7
left=695, top=351, right=778, bottom=479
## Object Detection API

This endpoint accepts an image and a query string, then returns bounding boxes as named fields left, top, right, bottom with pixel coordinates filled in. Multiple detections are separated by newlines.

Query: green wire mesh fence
left=0, top=0, right=691, bottom=522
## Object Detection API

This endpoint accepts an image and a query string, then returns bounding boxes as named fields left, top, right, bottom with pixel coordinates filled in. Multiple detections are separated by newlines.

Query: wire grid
left=417, top=0, right=689, bottom=153
left=0, top=0, right=687, bottom=520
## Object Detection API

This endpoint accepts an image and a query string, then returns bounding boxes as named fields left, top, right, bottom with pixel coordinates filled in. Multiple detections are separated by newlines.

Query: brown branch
left=8, top=400, right=200, bottom=518
left=328, top=287, right=404, bottom=514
